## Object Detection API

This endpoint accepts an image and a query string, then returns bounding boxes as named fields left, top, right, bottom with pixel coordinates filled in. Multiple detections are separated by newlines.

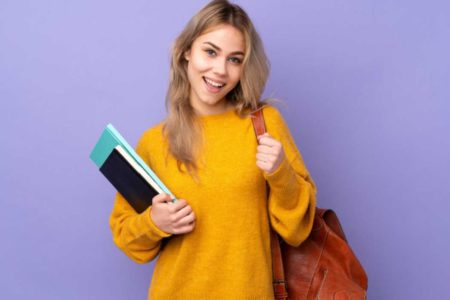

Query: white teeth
left=204, top=77, right=225, bottom=88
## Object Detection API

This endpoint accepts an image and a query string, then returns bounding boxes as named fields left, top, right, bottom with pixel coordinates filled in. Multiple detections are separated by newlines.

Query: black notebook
left=100, top=146, right=160, bottom=213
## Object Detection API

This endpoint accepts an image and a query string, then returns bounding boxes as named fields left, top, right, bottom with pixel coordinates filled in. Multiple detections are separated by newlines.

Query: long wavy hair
left=163, top=0, right=270, bottom=176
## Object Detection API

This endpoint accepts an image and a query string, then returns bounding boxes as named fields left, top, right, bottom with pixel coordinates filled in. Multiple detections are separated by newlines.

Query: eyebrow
left=203, top=42, right=245, bottom=56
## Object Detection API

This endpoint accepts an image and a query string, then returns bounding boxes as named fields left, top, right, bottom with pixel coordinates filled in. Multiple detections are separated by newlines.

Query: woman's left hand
left=256, top=133, right=285, bottom=174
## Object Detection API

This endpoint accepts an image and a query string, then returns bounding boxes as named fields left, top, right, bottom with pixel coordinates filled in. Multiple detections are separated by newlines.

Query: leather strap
left=251, top=109, right=288, bottom=300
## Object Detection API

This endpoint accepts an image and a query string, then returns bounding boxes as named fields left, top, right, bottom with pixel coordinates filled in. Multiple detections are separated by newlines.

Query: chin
left=201, top=100, right=222, bottom=107
left=200, top=95, right=224, bottom=106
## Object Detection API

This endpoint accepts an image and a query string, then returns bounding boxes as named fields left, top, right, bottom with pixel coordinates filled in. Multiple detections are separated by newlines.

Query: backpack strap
left=251, top=108, right=288, bottom=300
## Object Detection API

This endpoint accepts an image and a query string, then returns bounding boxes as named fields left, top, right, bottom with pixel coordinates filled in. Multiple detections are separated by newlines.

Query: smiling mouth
left=203, top=77, right=226, bottom=89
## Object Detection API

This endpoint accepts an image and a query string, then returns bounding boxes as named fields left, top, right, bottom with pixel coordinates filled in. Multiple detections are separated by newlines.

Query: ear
left=184, top=49, right=191, bottom=61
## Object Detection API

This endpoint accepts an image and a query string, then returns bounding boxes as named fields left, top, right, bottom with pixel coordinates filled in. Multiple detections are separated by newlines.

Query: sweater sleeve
left=109, top=130, right=172, bottom=264
left=263, top=106, right=316, bottom=247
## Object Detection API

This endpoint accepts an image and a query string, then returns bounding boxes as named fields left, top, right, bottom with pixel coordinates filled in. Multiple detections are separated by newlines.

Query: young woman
left=109, top=0, right=316, bottom=299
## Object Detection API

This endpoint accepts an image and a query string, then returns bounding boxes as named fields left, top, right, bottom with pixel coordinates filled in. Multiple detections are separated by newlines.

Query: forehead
left=194, top=24, right=245, bottom=53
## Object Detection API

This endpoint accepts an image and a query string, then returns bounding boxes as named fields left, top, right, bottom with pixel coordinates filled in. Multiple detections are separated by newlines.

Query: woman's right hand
left=150, top=193, right=196, bottom=235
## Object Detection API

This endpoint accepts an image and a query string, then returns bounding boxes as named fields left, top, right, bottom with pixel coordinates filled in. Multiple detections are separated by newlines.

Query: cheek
left=228, top=68, right=242, bottom=85
left=189, top=55, right=209, bottom=74
left=187, top=62, right=204, bottom=86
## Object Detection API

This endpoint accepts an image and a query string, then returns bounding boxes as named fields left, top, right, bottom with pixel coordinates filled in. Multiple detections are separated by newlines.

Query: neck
left=191, top=100, right=232, bottom=116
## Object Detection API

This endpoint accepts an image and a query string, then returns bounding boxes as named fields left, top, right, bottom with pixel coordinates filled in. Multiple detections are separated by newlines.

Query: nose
left=212, top=58, right=227, bottom=77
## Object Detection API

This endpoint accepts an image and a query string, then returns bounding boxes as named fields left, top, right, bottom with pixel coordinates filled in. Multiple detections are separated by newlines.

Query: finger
left=256, top=159, right=270, bottom=171
left=176, top=212, right=196, bottom=227
left=173, top=221, right=195, bottom=234
left=257, top=133, right=270, bottom=142
left=256, top=153, right=276, bottom=163
left=257, top=145, right=278, bottom=155
left=152, top=193, right=172, bottom=204
left=168, top=199, right=188, bottom=213
left=258, top=136, right=281, bottom=148
left=257, top=133, right=279, bottom=145
left=171, top=199, right=191, bottom=212
left=173, top=205, right=193, bottom=222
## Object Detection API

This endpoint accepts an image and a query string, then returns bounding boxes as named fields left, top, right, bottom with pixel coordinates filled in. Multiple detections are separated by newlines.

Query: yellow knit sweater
left=109, top=106, right=316, bottom=299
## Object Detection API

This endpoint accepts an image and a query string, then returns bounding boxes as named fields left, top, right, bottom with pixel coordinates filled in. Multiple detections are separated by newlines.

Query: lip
left=203, top=76, right=226, bottom=87
left=203, top=76, right=225, bottom=94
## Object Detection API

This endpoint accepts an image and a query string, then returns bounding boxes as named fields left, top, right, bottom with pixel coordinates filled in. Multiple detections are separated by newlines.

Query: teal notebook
left=90, top=124, right=173, bottom=196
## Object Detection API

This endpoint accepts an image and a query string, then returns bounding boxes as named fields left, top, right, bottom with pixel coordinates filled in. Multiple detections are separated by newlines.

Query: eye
left=205, top=49, right=216, bottom=56
left=228, top=57, right=242, bottom=64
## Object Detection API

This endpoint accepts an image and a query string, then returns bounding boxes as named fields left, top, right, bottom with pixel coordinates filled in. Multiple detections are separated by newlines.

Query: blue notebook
left=90, top=124, right=174, bottom=211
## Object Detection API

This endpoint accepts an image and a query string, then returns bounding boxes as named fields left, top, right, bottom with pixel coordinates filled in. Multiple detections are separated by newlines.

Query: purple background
left=1, top=0, right=449, bottom=299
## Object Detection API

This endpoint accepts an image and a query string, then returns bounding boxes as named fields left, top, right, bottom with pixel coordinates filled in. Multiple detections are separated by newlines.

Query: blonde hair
left=163, top=0, right=270, bottom=176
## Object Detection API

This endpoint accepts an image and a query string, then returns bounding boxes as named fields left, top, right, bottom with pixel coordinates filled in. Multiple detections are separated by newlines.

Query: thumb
left=257, top=132, right=270, bottom=141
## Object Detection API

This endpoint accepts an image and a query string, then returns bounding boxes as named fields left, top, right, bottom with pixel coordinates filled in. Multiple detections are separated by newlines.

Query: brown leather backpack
left=251, top=109, right=368, bottom=300
left=270, top=209, right=368, bottom=300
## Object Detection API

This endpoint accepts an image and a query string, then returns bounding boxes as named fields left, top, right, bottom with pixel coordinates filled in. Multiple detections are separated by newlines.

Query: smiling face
left=184, top=24, right=245, bottom=116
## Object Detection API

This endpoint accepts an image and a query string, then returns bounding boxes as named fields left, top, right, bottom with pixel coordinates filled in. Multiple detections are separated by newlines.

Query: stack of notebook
left=90, top=124, right=173, bottom=213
